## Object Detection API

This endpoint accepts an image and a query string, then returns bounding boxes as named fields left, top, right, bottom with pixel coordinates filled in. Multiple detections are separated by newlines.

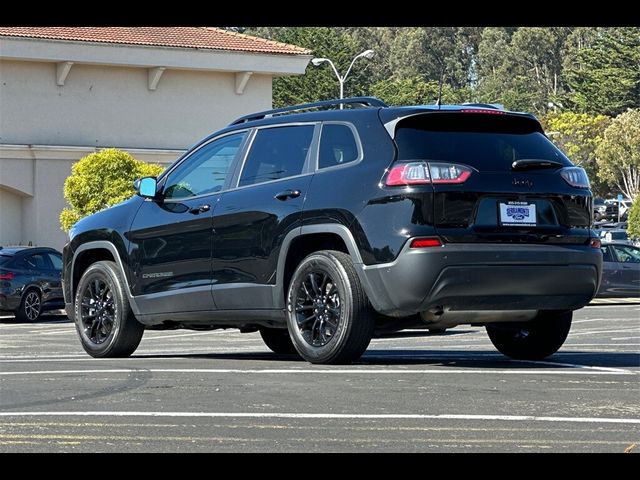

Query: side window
left=47, top=253, right=63, bottom=270
left=22, top=253, right=51, bottom=270
left=163, top=132, right=246, bottom=200
left=239, top=125, right=314, bottom=187
left=319, top=124, right=360, bottom=169
left=612, top=245, right=640, bottom=263
left=600, top=246, right=614, bottom=262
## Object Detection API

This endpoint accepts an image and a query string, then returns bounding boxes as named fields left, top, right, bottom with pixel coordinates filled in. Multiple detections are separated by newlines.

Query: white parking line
left=569, top=328, right=640, bottom=337
left=0, top=411, right=638, bottom=425
left=0, top=367, right=634, bottom=376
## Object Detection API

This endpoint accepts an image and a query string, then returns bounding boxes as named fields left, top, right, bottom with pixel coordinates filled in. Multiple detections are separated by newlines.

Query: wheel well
left=282, top=233, right=349, bottom=301
left=72, top=248, right=115, bottom=297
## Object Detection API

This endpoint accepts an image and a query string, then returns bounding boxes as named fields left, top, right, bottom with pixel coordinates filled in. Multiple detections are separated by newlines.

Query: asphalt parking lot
left=0, top=304, right=638, bottom=452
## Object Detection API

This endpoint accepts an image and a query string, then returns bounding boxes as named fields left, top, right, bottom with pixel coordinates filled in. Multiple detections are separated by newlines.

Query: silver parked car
left=597, top=243, right=640, bottom=297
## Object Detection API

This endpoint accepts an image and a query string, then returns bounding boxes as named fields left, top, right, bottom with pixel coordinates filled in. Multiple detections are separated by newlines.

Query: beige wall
left=0, top=60, right=272, bottom=150
left=0, top=50, right=286, bottom=251
left=0, top=146, right=183, bottom=250
left=0, top=187, right=23, bottom=246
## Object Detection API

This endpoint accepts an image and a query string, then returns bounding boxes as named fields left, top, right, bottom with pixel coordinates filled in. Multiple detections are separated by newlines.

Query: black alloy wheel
left=294, top=270, right=342, bottom=347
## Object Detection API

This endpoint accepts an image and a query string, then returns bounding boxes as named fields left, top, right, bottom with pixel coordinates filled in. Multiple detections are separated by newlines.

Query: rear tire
left=259, top=328, right=298, bottom=355
left=74, top=260, right=144, bottom=358
left=15, top=289, right=42, bottom=322
left=286, top=250, right=374, bottom=364
left=486, top=310, right=572, bottom=360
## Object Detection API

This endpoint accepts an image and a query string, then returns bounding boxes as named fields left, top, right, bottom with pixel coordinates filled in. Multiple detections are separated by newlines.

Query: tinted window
left=395, top=114, right=571, bottom=171
left=48, top=253, right=63, bottom=270
left=239, top=125, right=314, bottom=187
left=613, top=245, right=640, bottom=263
left=0, top=254, right=12, bottom=266
left=319, top=124, right=359, bottom=169
left=601, top=246, right=614, bottom=262
left=20, top=253, right=51, bottom=270
left=606, top=231, right=628, bottom=241
left=164, top=133, right=246, bottom=200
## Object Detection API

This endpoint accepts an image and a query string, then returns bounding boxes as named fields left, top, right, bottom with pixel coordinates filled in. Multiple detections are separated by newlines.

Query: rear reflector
left=410, top=238, right=442, bottom=248
left=0, top=272, right=15, bottom=280
left=589, top=238, right=601, bottom=249
left=386, top=162, right=472, bottom=186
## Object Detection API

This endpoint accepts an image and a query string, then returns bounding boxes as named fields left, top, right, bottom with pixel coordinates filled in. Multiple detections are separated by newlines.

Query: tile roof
left=0, top=27, right=310, bottom=55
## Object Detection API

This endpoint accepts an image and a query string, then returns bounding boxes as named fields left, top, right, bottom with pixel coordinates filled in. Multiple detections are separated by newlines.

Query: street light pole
left=311, top=49, right=374, bottom=108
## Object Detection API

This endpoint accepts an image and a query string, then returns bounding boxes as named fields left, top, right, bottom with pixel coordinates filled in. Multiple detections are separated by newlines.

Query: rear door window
left=20, top=253, right=52, bottom=270
left=239, top=125, right=314, bottom=187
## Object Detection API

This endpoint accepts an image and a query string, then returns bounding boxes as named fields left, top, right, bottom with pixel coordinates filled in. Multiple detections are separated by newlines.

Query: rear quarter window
left=319, top=124, right=360, bottom=169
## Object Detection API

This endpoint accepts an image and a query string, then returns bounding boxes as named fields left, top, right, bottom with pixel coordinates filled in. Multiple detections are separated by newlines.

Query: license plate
left=499, top=201, right=536, bottom=227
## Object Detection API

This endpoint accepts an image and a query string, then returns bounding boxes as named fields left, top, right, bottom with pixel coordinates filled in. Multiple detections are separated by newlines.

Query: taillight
left=589, top=238, right=601, bottom=249
left=386, top=162, right=472, bottom=186
left=0, top=271, right=15, bottom=281
left=410, top=238, right=443, bottom=248
left=560, top=167, right=590, bottom=189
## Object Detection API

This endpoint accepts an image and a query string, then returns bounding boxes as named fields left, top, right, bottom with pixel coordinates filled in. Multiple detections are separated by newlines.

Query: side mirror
left=136, top=177, right=158, bottom=199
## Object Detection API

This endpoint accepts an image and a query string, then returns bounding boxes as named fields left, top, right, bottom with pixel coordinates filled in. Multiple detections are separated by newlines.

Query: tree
left=60, top=149, right=164, bottom=232
left=476, top=27, right=573, bottom=114
left=564, top=27, right=640, bottom=116
left=542, top=112, right=611, bottom=196
left=371, top=76, right=470, bottom=106
left=627, top=196, right=640, bottom=240
left=595, top=109, right=640, bottom=200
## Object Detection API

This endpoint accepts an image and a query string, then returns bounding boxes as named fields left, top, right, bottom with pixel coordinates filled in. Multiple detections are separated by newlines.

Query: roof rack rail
left=230, top=96, right=388, bottom=125
left=461, top=102, right=504, bottom=110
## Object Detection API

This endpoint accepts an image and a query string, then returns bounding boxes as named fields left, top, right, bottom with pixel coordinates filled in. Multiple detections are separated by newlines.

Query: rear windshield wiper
left=511, top=159, right=564, bottom=171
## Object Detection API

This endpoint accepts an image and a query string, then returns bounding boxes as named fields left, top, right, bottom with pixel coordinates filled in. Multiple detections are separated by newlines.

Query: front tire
left=286, top=250, right=374, bottom=364
left=74, top=260, right=144, bottom=358
left=486, top=310, right=572, bottom=360
left=15, top=289, right=42, bottom=322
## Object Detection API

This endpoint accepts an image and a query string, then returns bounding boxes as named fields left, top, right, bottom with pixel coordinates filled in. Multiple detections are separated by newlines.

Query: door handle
left=274, top=189, right=301, bottom=201
left=188, top=204, right=211, bottom=215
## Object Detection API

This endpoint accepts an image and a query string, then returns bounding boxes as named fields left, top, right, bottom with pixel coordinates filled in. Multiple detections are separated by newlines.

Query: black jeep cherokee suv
left=62, top=97, right=602, bottom=364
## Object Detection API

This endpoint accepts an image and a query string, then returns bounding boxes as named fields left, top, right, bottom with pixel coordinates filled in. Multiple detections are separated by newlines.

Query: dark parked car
left=62, top=97, right=602, bottom=364
left=597, top=243, right=640, bottom=297
left=0, top=246, right=64, bottom=321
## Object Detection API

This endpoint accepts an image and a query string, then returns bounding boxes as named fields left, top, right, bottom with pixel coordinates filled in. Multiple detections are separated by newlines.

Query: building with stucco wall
left=0, top=27, right=311, bottom=249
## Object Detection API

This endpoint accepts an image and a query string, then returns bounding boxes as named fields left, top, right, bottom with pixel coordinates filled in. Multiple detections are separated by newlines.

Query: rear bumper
left=357, top=242, right=602, bottom=316
left=0, top=292, right=22, bottom=312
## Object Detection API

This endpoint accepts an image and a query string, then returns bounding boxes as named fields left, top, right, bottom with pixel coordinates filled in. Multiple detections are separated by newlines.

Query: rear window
left=0, top=254, right=12, bottom=266
left=394, top=113, right=572, bottom=171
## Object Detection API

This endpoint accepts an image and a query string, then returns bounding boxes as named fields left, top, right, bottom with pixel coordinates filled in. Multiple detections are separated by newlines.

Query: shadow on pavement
left=130, top=349, right=640, bottom=369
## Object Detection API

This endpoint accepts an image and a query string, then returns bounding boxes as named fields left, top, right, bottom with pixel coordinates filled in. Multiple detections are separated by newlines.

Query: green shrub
left=60, top=148, right=164, bottom=232
left=628, top=196, right=640, bottom=240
